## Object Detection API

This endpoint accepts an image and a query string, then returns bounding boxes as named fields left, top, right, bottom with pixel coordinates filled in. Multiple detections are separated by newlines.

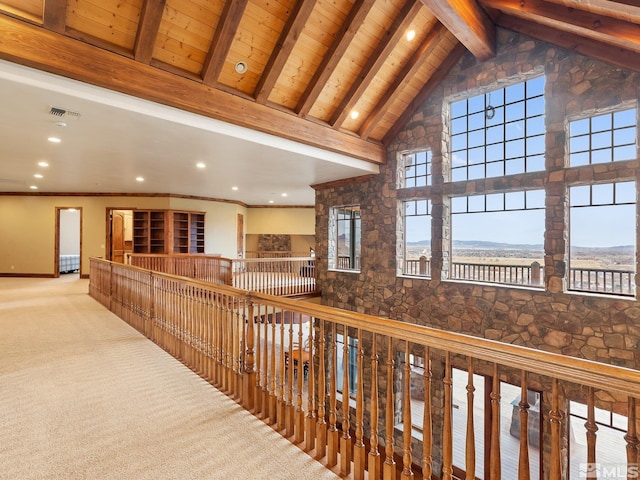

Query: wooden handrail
left=89, top=257, right=640, bottom=479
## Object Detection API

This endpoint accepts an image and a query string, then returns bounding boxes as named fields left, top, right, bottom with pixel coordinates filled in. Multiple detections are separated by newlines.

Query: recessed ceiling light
left=232, top=186, right=239, bottom=191
left=30, top=185, right=38, bottom=190
left=48, top=137, right=61, bottom=143
left=136, top=176, right=144, bottom=182
left=235, top=61, right=248, bottom=74
left=34, top=174, right=43, bottom=179
left=350, top=110, right=359, bottom=120
left=281, top=193, right=288, bottom=197
left=406, top=29, right=416, bottom=41
left=269, top=200, right=274, bottom=204
left=196, top=162, right=206, bottom=169
left=38, top=161, right=49, bottom=167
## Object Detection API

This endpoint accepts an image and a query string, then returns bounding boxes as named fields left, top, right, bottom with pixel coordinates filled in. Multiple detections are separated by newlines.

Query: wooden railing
left=405, top=257, right=431, bottom=277
left=233, top=257, right=316, bottom=296
left=89, top=258, right=640, bottom=480
left=569, top=267, right=635, bottom=296
left=128, top=254, right=316, bottom=296
left=245, top=250, right=310, bottom=259
left=128, top=254, right=232, bottom=285
left=451, top=261, right=543, bottom=287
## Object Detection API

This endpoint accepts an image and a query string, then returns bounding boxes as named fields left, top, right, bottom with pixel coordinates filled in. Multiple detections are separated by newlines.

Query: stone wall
left=257, top=234, right=291, bottom=252
left=315, top=28, right=640, bottom=477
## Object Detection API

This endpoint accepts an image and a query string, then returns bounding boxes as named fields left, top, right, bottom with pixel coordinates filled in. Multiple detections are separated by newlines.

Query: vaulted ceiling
left=0, top=0, right=638, bottom=204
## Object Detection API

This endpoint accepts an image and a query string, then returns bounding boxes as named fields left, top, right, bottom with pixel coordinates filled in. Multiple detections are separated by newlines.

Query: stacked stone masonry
left=316, top=28, right=640, bottom=466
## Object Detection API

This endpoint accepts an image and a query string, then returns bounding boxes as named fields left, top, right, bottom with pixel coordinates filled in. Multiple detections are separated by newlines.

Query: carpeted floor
left=0, top=276, right=339, bottom=480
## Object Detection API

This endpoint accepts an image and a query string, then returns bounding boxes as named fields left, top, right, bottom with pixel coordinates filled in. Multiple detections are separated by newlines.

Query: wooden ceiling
left=0, top=0, right=638, bottom=166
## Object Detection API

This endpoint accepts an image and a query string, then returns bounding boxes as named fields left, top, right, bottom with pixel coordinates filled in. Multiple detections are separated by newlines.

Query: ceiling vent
left=48, top=106, right=81, bottom=120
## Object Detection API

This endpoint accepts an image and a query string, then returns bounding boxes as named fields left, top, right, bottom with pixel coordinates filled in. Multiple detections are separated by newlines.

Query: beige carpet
left=0, top=276, right=339, bottom=480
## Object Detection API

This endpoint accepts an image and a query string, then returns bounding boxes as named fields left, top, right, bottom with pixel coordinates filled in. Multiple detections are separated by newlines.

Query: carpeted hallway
left=0, top=276, right=339, bottom=480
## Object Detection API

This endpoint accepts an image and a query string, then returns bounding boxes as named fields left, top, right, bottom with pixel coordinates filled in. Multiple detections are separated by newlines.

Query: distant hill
left=408, top=239, right=633, bottom=251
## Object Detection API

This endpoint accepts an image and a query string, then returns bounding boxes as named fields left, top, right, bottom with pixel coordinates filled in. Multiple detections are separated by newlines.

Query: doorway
left=106, top=209, right=133, bottom=263
left=55, top=207, right=82, bottom=277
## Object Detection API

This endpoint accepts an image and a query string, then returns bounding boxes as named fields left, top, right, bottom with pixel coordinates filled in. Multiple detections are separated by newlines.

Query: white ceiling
left=0, top=60, right=379, bottom=206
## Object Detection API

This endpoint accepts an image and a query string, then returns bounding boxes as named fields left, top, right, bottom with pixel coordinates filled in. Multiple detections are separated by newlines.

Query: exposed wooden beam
left=254, top=0, right=317, bottom=104
left=384, top=42, right=467, bottom=145
left=330, top=0, right=423, bottom=128
left=544, top=0, right=640, bottom=24
left=201, top=0, right=249, bottom=86
left=495, top=13, right=640, bottom=73
left=43, top=0, right=67, bottom=33
left=360, top=23, right=449, bottom=139
left=421, top=0, right=496, bottom=60
left=133, top=0, right=166, bottom=64
left=482, top=0, right=640, bottom=53
left=0, top=15, right=385, bottom=164
left=296, top=0, right=377, bottom=117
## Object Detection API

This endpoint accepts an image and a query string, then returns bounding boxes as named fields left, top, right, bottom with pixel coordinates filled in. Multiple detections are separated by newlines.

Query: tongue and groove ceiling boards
left=0, top=0, right=638, bottom=203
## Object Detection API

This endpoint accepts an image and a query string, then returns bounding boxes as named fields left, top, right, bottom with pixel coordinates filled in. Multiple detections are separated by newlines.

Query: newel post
left=419, top=256, right=428, bottom=276
left=243, top=295, right=256, bottom=411
left=531, top=261, right=541, bottom=286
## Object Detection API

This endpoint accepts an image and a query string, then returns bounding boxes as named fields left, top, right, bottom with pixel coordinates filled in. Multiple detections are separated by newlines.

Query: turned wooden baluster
left=316, top=319, right=327, bottom=460
left=269, top=306, right=278, bottom=425
left=253, top=301, right=262, bottom=416
left=369, top=333, right=382, bottom=480
left=383, top=337, right=396, bottom=480
left=277, top=308, right=287, bottom=431
left=625, top=397, right=639, bottom=480
left=305, top=317, right=316, bottom=452
left=261, top=306, right=270, bottom=419
left=422, top=347, right=432, bottom=480
left=518, top=371, right=531, bottom=480
left=341, top=324, right=352, bottom=476
left=327, top=322, right=339, bottom=467
left=294, top=316, right=305, bottom=444
left=442, top=352, right=453, bottom=480
left=585, top=387, right=597, bottom=479
left=212, top=292, right=220, bottom=388
left=286, top=311, right=295, bottom=437
left=353, top=328, right=366, bottom=480
left=243, top=299, right=255, bottom=411
left=401, top=341, right=414, bottom=480
left=549, top=378, right=562, bottom=480
left=489, top=363, right=501, bottom=480
left=221, top=295, right=229, bottom=393
left=466, top=358, right=476, bottom=480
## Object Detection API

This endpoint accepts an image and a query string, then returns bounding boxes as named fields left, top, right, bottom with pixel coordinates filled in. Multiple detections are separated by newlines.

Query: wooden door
left=112, top=211, right=125, bottom=263
left=237, top=213, right=244, bottom=258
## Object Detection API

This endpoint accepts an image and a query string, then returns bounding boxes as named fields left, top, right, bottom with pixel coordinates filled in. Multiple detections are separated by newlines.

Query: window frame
left=329, top=205, right=362, bottom=272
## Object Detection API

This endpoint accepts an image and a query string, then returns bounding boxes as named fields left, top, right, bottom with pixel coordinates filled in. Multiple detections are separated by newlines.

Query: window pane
left=570, top=186, right=590, bottom=207
left=591, top=113, right=612, bottom=132
left=451, top=99, right=467, bottom=118
left=614, top=108, right=636, bottom=128
left=526, top=75, right=545, bottom=96
left=468, top=95, right=484, bottom=114
left=505, top=82, right=524, bottom=103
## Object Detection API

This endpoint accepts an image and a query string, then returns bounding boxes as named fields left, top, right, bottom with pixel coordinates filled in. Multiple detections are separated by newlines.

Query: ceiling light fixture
left=34, top=174, right=43, bottom=179
left=196, top=162, right=206, bottom=169
left=136, top=176, right=144, bottom=182
left=350, top=110, right=359, bottom=120
left=38, top=161, right=49, bottom=167
left=30, top=185, right=38, bottom=190
left=235, top=61, right=248, bottom=74
left=406, top=29, right=416, bottom=41
left=281, top=193, right=288, bottom=197
left=232, top=186, right=239, bottom=191
left=48, top=137, right=61, bottom=143
left=269, top=200, right=274, bottom=204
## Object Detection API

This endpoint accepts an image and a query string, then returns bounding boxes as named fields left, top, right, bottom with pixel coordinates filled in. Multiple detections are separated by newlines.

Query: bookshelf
left=133, top=210, right=205, bottom=254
